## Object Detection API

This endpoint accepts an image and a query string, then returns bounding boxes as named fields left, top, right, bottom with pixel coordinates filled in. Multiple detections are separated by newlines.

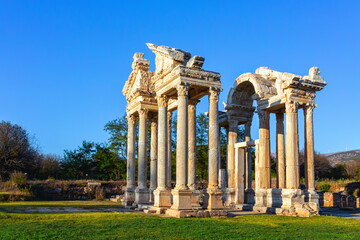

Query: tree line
left=1, top=117, right=359, bottom=182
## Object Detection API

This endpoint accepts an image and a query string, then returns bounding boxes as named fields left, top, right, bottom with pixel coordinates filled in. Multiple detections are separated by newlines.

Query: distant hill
left=326, top=149, right=360, bottom=166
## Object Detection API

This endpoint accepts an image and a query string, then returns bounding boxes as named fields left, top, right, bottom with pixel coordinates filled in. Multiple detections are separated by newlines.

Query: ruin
left=122, top=43, right=326, bottom=217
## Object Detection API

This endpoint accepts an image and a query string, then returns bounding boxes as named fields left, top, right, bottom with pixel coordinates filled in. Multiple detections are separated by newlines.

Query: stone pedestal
left=190, top=189, right=202, bottom=209
left=245, top=188, right=255, bottom=204
left=135, top=188, right=150, bottom=204
left=207, top=188, right=224, bottom=210
left=123, top=187, right=135, bottom=206
left=306, top=190, right=320, bottom=206
left=254, top=188, right=267, bottom=208
left=266, top=188, right=283, bottom=208
left=154, top=188, right=171, bottom=208
left=281, top=189, right=304, bottom=209
left=224, top=188, right=235, bottom=206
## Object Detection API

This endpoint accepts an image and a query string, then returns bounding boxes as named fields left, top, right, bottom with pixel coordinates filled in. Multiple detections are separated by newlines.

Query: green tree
left=93, top=144, right=126, bottom=180
left=104, top=115, right=128, bottom=160
left=0, top=121, right=38, bottom=180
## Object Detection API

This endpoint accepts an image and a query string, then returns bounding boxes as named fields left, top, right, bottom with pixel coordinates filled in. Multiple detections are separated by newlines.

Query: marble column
left=154, top=96, right=171, bottom=208
left=304, top=104, right=316, bottom=191
left=188, top=100, right=201, bottom=208
left=285, top=101, right=299, bottom=189
left=244, top=121, right=252, bottom=190
left=244, top=121, right=255, bottom=204
left=135, top=108, right=150, bottom=204
left=276, top=113, right=285, bottom=189
left=167, top=111, right=172, bottom=189
left=258, top=110, right=271, bottom=189
left=149, top=117, right=158, bottom=202
left=226, top=119, right=238, bottom=204
left=188, top=100, right=198, bottom=190
left=123, top=115, right=136, bottom=206
left=207, top=87, right=223, bottom=210
left=171, top=84, right=192, bottom=211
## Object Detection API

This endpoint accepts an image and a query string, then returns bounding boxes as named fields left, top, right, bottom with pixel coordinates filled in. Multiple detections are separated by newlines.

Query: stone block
left=171, top=188, right=192, bottom=210
left=207, top=188, right=224, bottom=210
left=153, top=188, right=171, bottom=208
left=135, top=188, right=150, bottom=204
left=122, top=187, right=135, bottom=206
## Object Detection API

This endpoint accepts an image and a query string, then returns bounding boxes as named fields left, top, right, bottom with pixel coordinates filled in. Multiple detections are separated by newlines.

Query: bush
left=9, top=172, right=27, bottom=186
left=95, top=187, right=105, bottom=200
left=319, top=183, right=331, bottom=192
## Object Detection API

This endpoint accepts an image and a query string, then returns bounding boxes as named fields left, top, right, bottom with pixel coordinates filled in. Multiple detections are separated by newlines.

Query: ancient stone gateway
left=221, top=66, right=326, bottom=215
left=122, top=43, right=326, bottom=217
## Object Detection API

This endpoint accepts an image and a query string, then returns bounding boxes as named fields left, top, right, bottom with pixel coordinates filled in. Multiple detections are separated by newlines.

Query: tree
left=93, top=144, right=126, bottom=180
left=38, top=154, right=61, bottom=179
left=104, top=115, right=128, bottom=160
left=0, top=121, right=38, bottom=180
left=344, top=160, right=359, bottom=178
left=61, top=141, right=97, bottom=179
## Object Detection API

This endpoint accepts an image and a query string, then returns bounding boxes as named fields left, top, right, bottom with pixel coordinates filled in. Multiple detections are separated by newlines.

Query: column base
left=224, top=188, right=235, bottom=205
left=266, top=188, right=283, bottom=208
left=245, top=188, right=255, bottom=204
left=281, top=189, right=304, bottom=209
left=170, top=188, right=192, bottom=210
left=207, top=188, right=224, bottom=210
left=154, top=188, right=171, bottom=208
left=122, top=187, right=135, bottom=206
left=254, top=188, right=267, bottom=208
left=134, top=188, right=150, bottom=204
left=189, top=188, right=202, bottom=209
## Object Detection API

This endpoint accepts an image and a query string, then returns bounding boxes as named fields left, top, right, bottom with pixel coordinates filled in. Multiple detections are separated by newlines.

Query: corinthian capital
left=209, top=87, right=222, bottom=102
left=157, top=95, right=169, bottom=107
left=177, top=84, right=189, bottom=97
left=228, top=119, right=239, bottom=132
left=258, top=110, right=270, bottom=121
left=127, top=115, right=136, bottom=125
left=167, top=111, right=172, bottom=121
left=304, top=103, right=316, bottom=115
left=139, top=108, right=148, bottom=118
left=285, top=101, right=299, bottom=114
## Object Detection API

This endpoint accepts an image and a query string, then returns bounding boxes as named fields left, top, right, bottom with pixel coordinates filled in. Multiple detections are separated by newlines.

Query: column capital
left=258, top=110, right=270, bottom=121
left=285, top=101, right=299, bottom=113
left=228, top=119, right=238, bottom=132
left=188, top=99, right=200, bottom=111
left=157, top=95, right=169, bottom=107
left=303, top=103, right=316, bottom=115
left=209, top=87, right=222, bottom=102
left=139, top=108, right=148, bottom=118
left=245, top=120, right=252, bottom=129
left=126, top=115, right=136, bottom=125
left=177, top=84, right=190, bottom=97
left=275, top=112, right=284, bottom=121
left=151, top=119, right=158, bottom=128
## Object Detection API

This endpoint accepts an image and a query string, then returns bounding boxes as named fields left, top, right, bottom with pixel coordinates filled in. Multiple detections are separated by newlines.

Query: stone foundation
left=122, top=187, right=135, bottom=206
left=134, top=188, right=150, bottom=204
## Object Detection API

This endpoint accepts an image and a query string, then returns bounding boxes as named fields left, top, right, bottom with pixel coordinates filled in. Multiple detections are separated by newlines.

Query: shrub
left=319, top=183, right=331, bottom=192
left=9, top=172, right=27, bottom=186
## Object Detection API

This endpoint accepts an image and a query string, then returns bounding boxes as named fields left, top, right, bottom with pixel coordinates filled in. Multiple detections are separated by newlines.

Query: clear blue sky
left=1, top=1, right=359, bottom=156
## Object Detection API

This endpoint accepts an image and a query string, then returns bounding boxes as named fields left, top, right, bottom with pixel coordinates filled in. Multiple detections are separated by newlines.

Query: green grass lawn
left=0, top=201, right=359, bottom=239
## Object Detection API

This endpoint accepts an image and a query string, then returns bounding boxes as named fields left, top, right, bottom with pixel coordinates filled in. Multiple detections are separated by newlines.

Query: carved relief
left=285, top=101, right=299, bottom=113
left=209, top=87, right=222, bottom=101
left=157, top=95, right=169, bottom=107
left=177, top=84, right=189, bottom=97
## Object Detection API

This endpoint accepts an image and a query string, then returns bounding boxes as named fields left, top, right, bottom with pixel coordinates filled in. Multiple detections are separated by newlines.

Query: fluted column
left=123, top=115, right=136, bottom=205
left=276, top=113, right=285, bottom=189
left=304, top=104, right=316, bottom=191
left=227, top=119, right=238, bottom=189
left=149, top=117, right=158, bottom=201
left=167, top=111, right=172, bottom=189
left=175, top=84, right=189, bottom=190
left=207, top=87, right=223, bottom=210
left=285, top=101, right=299, bottom=189
left=258, top=110, right=271, bottom=189
left=188, top=100, right=198, bottom=190
left=135, top=108, right=149, bottom=204
left=170, top=84, right=192, bottom=211
left=245, top=121, right=252, bottom=190
left=154, top=96, right=171, bottom=208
